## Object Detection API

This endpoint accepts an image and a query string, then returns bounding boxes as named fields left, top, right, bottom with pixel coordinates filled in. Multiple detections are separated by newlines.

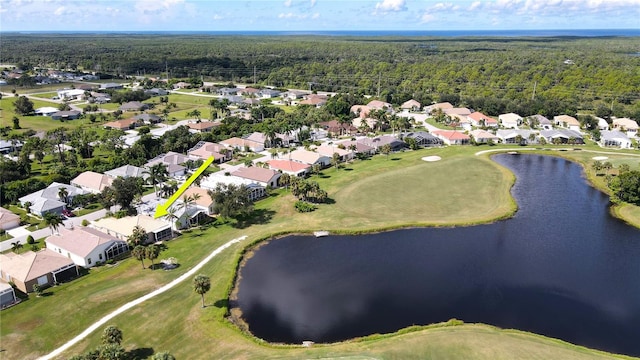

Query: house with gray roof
left=599, top=130, right=632, bottom=149
left=259, top=89, right=282, bottom=99
left=539, top=129, right=584, bottom=144
left=357, top=135, right=406, bottom=151
left=51, top=110, right=81, bottom=120
left=105, top=164, right=147, bottom=179
left=133, top=113, right=162, bottom=124
left=496, top=129, right=539, bottom=145
left=19, top=182, right=87, bottom=216
left=527, top=114, right=553, bottom=130
left=119, top=101, right=148, bottom=112
left=402, top=132, right=443, bottom=147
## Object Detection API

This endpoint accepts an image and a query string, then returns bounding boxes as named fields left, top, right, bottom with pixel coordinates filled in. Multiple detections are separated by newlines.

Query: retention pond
left=235, top=154, right=640, bottom=356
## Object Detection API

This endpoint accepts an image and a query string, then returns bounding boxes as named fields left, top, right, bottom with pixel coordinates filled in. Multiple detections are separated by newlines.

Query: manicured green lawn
left=2, top=145, right=637, bottom=360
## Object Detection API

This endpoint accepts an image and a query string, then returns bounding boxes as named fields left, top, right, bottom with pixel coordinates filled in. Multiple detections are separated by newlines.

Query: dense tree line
left=2, top=34, right=638, bottom=117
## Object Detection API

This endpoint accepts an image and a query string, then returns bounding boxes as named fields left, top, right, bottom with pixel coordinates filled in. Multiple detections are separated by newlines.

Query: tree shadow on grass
left=126, top=347, right=154, bottom=360
left=391, top=157, right=401, bottom=161
left=214, top=298, right=229, bottom=309
left=234, top=209, right=276, bottom=229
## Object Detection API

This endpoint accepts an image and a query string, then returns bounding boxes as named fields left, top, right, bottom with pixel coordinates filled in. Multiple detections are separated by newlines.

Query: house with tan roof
left=319, top=120, right=358, bottom=137
left=469, top=130, right=501, bottom=144
left=187, top=121, right=220, bottom=133
left=289, top=148, right=332, bottom=167
left=350, top=105, right=371, bottom=119
left=91, top=215, right=172, bottom=244
left=335, top=140, right=377, bottom=155
left=220, top=137, right=264, bottom=153
left=432, top=130, right=471, bottom=145
left=267, top=159, right=311, bottom=177
left=45, top=226, right=129, bottom=268
left=0, top=207, right=20, bottom=231
left=499, top=113, right=523, bottom=129
left=367, top=100, right=393, bottom=111
left=104, top=118, right=139, bottom=130
left=612, top=118, right=639, bottom=138
left=188, top=141, right=232, bottom=163
left=444, top=107, right=472, bottom=117
left=231, top=166, right=281, bottom=188
left=313, top=144, right=354, bottom=162
left=400, top=99, right=421, bottom=111
left=171, top=187, right=215, bottom=229
left=424, top=102, right=453, bottom=114
left=71, top=171, right=114, bottom=194
left=299, top=94, right=327, bottom=107
left=145, top=152, right=194, bottom=177
left=554, top=115, right=581, bottom=131
left=0, top=250, right=79, bottom=293
left=352, top=117, right=379, bottom=132
left=468, top=112, right=498, bottom=128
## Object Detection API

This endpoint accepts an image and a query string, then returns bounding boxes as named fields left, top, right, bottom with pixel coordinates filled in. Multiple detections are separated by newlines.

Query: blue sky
left=1, top=0, right=639, bottom=32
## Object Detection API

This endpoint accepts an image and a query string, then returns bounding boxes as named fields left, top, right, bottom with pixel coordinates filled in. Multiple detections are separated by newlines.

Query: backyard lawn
left=2, top=145, right=637, bottom=360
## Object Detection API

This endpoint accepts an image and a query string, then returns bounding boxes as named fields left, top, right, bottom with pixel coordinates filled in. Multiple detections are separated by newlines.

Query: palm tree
left=24, top=201, right=32, bottom=214
left=180, top=193, right=201, bottom=227
left=193, top=274, right=211, bottom=308
left=145, top=244, right=160, bottom=269
left=131, top=245, right=146, bottom=269
left=101, top=325, right=123, bottom=345
left=164, top=206, right=180, bottom=237
left=58, top=187, right=69, bottom=205
left=43, top=212, right=63, bottom=235
left=11, top=241, right=23, bottom=253
left=144, top=163, right=169, bottom=196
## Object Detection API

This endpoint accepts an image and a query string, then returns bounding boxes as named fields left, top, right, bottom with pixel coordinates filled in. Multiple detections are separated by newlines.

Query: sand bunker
left=592, top=156, right=609, bottom=161
left=422, top=156, right=442, bottom=162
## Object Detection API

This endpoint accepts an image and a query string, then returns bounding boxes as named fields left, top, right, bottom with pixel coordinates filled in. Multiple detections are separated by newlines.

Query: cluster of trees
left=70, top=325, right=175, bottom=360
left=207, top=184, right=254, bottom=221
left=3, top=34, right=638, bottom=118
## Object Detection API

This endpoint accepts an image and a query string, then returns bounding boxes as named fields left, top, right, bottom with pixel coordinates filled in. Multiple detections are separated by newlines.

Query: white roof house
left=499, top=113, right=523, bottom=129
left=599, top=130, right=632, bottom=149
left=45, top=226, right=129, bottom=268
left=612, top=118, right=639, bottom=138
left=19, top=182, right=87, bottom=216
left=91, top=215, right=172, bottom=244
left=288, top=149, right=331, bottom=167
left=71, top=171, right=113, bottom=194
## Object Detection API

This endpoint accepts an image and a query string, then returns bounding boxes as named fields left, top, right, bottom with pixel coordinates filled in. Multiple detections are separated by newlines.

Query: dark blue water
left=236, top=154, right=640, bottom=356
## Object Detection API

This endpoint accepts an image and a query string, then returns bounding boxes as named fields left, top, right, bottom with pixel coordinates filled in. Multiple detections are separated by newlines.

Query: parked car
left=62, top=209, right=76, bottom=217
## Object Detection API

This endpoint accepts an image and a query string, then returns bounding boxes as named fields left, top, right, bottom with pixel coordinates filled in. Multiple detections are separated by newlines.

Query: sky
left=1, top=0, right=639, bottom=32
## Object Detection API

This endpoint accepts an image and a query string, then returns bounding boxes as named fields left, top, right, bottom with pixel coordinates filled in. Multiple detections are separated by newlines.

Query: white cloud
left=212, top=14, right=223, bottom=20
left=375, top=0, right=407, bottom=12
left=420, top=13, right=435, bottom=23
left=312, top=12, right=320, bottom=19
left=53, top=6, right=66, bottom=16
left=310, top=0, right=317, bottom=6
left=278, top=12, right=311, bottom=19
left=284, top=0, right=292, bottom=7
left=479, top=0, right=640, bottom=16
left=469, top=1, right=482, bottom=11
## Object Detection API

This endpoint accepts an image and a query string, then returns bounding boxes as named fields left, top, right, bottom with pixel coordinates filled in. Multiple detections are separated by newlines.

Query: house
left=538, top=129, right=582, bottom=144
left=119, top=101, right=148, bottom=112
left=104, top=118, right=139, bottom=130
left=289, top=149, right=332, bottom=167
left=0, top=207, right=20, bottom=231
left=527, top=114, right=553, bottom=130
left=57, top=89, right=86, bottom=101
left=231, top=166, right=281, bottom=188
left=496, top=129, right=539, bottom=145
left=319, top=120, right=358, bottom=137
left=599, top=130, right=632, bottom=149
left=51, top=110, right=81, bottom=120
left=169, top=187, right=214, bottom=229
left=402, top=132, right=443, bottom=147
left=367, top=100, right=393, bottom=111
left=133, top=113, right=162, bottom=124
left=352, top=117, right=379, bottom=132
left=220, top=137, right=265, bottom=153
left=0, top=282, right=17, bottom=308
left=0, top=139, right=23, bottom=154
left=245, top=131, right=292, bottom=148
left=350, top=105, right=371, bottom=118
left=432, top=130, right=471, bottom=145
left=145, top=152, right=193, bottom=177
left=237, top=87, right=260, bottom=96
left=313, top=144, right=353, bottom=162
left=299, top=94, right=328, bottom=107
left=71, top=171, right=114, bottom=194
left=188, top=141, right=232, bottom=163
left=45, top=226, right=129, bottom=268
left=217, top=87, right=239, bottom=96
left=444, top=107, right=472, bottom=117
left=91, top=215, right=172, bottom=244
left=243, top=98, right=262, bottom=107
left=187, top=121, right=220, bottom=133
left=230, top=109, right=251, bottom=120
left=19, top=182, right=86, bottom=216
left=554, top=115, right=581, bottom=131
left=334, top=140, right=377, bottom=155
left=259, top=89, right=281, bottom=99
left=400, top=99, right=421, bottom=111
left=201, top=172, right=267, bottom=202
left=35, top=106, right=61, bottom=116
left=358, top=135, right=406, bottom=151
left=173, top=81, right=191, bottom=89
left=100, top=83, right=123, bottom=90
left=424, top=102, right=453, bottom=114
left=596, top=117, right=610, bottom=131
left=0, top=250, right=79, bottom=293
left=144, top=88, right=169, bottom=97
left=499, top=113, right=523, bottom=129
left=612, top=118, right=639, bottom=138
left=469, top=129, right=500, bottom=144
left=468, top=112, right=498, bottom=128
left=267, top=159, right=311, bottom=177
left=449, top=113, right=473, bottom=131
left=105, top=164, right=147, bottom=179
left=285, top=90, right=308, bottom=100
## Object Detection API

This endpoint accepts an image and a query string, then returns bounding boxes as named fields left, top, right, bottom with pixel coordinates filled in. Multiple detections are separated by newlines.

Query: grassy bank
left=1, top=145, right=638, bottom=360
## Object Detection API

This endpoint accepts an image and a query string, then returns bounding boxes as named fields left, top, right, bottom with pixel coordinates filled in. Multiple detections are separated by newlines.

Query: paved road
left=41, top=235, right=248, bottom=360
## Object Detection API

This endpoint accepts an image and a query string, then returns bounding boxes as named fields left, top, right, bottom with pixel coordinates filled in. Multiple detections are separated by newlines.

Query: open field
left=2, top=145, right=639, bottom=360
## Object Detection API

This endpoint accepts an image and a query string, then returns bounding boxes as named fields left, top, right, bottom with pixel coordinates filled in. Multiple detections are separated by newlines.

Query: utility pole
left=165, top=61, right=169, bottom=81
left=253, top=66, right=257, bottom=85
left=376, top=73, right=381, bottom=98
left=531, top=81, right=537, bottom=101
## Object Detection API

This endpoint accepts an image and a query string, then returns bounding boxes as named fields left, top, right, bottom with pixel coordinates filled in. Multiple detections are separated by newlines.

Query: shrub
left=82, top=219, right=89, bottom=227
left=26, top=235, right=35, bottom=244
left=294, top=201, right=317, bottom=213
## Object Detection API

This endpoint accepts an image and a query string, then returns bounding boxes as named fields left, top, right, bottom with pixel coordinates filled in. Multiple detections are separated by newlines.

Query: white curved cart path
left=41, top=235, right=247, bottom=360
